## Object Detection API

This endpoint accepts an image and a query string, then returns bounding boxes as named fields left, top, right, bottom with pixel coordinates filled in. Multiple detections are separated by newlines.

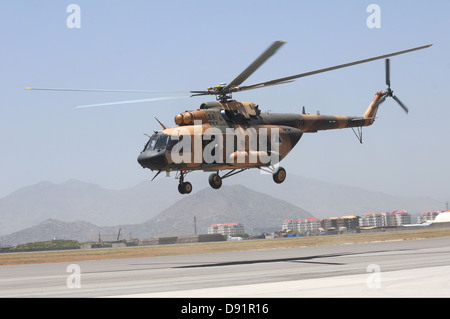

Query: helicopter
left=27, top=41, right=431, bottom=194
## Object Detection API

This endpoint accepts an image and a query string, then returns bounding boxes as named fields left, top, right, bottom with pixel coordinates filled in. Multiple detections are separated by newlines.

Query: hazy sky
left=1, top=1, right=449, bottom=204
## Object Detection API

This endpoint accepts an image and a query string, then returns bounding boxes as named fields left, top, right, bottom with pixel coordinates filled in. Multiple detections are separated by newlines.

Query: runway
left=1, top=237, right=449, bottom=298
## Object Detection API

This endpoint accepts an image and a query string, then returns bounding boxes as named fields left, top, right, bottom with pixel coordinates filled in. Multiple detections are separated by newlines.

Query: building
left=434, top=211, right=450, bottom=223
left=360, top=210, right=411, bottom=227
left=282, top=219, right=296, bottom=232
left=417, top=211, right=440, bottom=223
left=323, top=216, right=359, bottom=230
left=322, top=217, right=338, bottom=230
left=360, top=212, right=385, bottom=227
left=208, top=223, right=245, bottom=236
left=385, top=210, right=411, bottom=226
left=339, top=216, right=360, bottom=229
left=297, top=218, right=322, bottom=233
left=282, top=218, right=322, bottom=233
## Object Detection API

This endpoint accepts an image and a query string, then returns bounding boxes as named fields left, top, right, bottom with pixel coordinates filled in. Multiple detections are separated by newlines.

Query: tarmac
left=0, top=237, right=449, bottom=298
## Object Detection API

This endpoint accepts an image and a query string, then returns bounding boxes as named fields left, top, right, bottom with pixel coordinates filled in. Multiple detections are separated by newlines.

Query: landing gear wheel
left=208, top=173, right=222, bottom=189
left=178, top=182, right=192, bottom=194
left=273, top=167, right=286, bottom=184
left=178, top=183, right=185, bottom=194
left=183, top=182, right=192, bottom=194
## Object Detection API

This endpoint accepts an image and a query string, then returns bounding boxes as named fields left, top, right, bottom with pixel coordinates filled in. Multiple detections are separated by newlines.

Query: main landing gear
left=207, top=169, right=247, bottom=190
left=176, top=166, right=287, bottom=194
left=208, top=173, right=222, bottom=189
left=178, top=181, right=192, bottom=194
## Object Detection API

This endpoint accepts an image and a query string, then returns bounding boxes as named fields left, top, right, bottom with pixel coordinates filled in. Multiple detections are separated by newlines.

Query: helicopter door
left=169, top=133, right=197, bottom=166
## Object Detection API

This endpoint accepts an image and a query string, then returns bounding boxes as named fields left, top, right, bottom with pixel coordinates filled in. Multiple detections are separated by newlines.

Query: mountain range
left=0, top=184, right=313, bottom=245
left=0, top=172, right=444, bottom=245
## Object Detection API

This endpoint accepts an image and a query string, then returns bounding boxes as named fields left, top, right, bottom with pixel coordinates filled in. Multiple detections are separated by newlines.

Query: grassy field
left=1, top=227, right=450, bottom=266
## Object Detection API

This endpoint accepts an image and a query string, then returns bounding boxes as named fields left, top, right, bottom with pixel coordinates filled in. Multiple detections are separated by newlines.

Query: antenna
left=194, top=216, right=197, bottom=235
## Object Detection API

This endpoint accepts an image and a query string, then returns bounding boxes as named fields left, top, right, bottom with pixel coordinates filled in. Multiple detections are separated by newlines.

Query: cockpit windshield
left=144, top=133, right=170, bottom=151
left=155, top=134, right=169, bottom=150
left=144, top=135, right=158, bottom=151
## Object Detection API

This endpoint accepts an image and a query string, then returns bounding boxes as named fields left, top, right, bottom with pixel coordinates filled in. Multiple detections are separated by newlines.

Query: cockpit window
left=145, top=135, right=158, bottom=151
left=155, top=134, right=169, bottom=150
left=144, top=133, right=172, bottom=151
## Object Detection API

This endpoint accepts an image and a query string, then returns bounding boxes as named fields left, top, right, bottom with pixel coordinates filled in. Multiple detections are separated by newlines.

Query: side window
left=147, top=136, right=157, bottom=151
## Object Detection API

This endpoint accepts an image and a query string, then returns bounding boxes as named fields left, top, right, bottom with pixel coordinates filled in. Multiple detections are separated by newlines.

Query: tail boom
left=298, top=91, right=386, bottom=133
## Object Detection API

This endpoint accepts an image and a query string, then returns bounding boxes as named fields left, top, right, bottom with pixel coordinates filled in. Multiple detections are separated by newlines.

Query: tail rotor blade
left=383, top=59, right=408, bottom=114
left=392, top=95, right=409, bottom=113
left=385, top=58, right=391, bottom=88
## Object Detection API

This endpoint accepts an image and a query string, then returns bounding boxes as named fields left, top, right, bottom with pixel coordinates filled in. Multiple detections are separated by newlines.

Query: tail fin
left=363, top=91, right=386, bottom=124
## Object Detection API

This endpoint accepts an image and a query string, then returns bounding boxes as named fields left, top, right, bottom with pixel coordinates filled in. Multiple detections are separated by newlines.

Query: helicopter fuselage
left=137, top=93, right=382, bottom=174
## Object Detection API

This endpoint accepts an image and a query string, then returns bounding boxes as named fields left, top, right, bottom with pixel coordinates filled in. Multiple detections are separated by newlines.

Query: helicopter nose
left=137, top=151, right=166, bottom=170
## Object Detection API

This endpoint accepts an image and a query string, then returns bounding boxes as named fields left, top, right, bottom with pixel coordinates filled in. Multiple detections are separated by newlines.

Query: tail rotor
left=384, top=58, right=409, bottom=113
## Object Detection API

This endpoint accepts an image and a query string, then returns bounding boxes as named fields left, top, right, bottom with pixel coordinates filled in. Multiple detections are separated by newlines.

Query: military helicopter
left=27, top=41, right=431, bottom=194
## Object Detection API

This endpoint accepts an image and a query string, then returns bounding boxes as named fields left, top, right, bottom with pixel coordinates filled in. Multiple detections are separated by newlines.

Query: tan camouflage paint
left=156, top=91, right=385, bottom=171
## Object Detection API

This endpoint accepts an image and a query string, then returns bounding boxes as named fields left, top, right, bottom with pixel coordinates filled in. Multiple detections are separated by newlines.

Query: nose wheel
left=272, top=166, right=286, bottom=184
left=177, top=170, right=192, bottom=194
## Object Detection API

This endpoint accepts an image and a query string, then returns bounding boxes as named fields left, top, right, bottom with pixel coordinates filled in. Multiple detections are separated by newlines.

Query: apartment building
left=208, top=223, right=245, bottom=235
left=359, top=210, right=411, bottom=227
left=282, top=218, right=322, bottom=233
left=360, top=212, right=385, bottom=227
left=386, top=210, right=411, bottom=226
left=417, top=211, right=440, bottom=223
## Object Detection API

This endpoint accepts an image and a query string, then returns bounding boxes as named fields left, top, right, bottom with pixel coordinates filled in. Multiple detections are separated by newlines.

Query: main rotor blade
left=223, top=41, right=286, bottom=92
left=237, top=80, right=295, bottom=92
left=392, top=95, right=409, bottom=113
left=240, top=44, right=432, bottom=91
left=189, top=90, right=215, bottom=96
left=75, top=95, right=191, bottom=108
left=26, top=87, right=188, bottom=94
